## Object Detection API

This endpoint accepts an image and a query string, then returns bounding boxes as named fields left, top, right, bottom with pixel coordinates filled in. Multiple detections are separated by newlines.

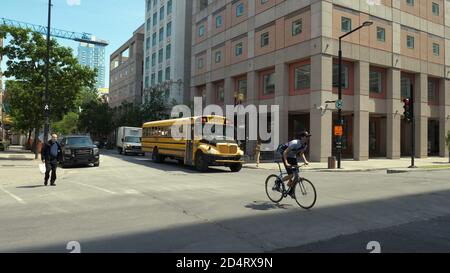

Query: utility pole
left=43, top=0, right=52, bottom=154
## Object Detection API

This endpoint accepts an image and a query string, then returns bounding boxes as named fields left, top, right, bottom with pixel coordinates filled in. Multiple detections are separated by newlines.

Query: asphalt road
left=1, top=150, right=450, bottom=253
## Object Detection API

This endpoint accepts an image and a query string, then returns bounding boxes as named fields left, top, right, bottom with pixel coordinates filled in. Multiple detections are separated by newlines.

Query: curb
left=387, top=167, right=450, bottom=174
left=243, top=165, right=389, bottom=173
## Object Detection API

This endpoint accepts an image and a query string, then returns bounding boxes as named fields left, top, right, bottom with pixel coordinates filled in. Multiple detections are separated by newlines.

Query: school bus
left=142, top=116, right=244, bottom=172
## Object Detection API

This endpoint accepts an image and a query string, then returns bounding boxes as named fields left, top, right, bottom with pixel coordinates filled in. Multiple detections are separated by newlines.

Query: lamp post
left=43, top=0, right=52, bottom=146
left=337, top=21, right=373, bottom=169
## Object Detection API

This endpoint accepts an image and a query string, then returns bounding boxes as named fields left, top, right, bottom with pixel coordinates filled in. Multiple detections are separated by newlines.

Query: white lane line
left=124, top=189, right=142, bottom=195
left=71, top=182, right=117, bottom=195
left=0, top=187, right=26, bottom=204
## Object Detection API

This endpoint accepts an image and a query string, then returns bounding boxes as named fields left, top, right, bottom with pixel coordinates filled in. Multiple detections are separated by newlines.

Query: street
left=0, top=150, right=450, bottom=253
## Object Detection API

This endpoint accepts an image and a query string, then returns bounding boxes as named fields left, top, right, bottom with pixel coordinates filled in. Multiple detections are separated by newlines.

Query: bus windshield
left=202, top=124, right=236, bottom=142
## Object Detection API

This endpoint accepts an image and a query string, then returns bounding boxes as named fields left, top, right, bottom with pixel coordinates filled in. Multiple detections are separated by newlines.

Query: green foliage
left=52, top=112, right=79, bottom=136
left=0, top=25, right=96, bottom=134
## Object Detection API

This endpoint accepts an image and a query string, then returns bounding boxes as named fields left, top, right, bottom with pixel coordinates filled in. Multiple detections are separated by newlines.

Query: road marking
left=0, top=186, right=26, bottom=204
left=124, top=189, right=141, bottom=195
left=71, top=182, right=117, bottom=195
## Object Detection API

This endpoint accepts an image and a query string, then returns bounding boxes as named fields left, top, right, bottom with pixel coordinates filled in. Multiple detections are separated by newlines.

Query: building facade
left=78, top=39, right=107, bottom=88
left=109, top=25, right=145, bottom=108
left=191, top=0, right=450, bottom=162
left=143, top=0, right=193, bottom=105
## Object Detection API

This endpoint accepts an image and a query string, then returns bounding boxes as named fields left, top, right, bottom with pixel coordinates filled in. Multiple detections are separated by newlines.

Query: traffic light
left=403, top=98, right=412, bottom=123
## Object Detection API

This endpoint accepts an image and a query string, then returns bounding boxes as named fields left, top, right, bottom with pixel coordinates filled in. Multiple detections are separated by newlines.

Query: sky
left=1, top=0, right=145, bottom=88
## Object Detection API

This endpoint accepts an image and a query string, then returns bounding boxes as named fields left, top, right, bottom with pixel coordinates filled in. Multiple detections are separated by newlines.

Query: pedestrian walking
left=255, top=138, right=261, bottom=168
left=41, top=133, right=62, bottom=186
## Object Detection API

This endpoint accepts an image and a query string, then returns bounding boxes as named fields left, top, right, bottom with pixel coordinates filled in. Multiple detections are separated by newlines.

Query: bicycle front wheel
left=265, top=175, right=283, bottom=203
left=294, top=178, right=317, bottom=209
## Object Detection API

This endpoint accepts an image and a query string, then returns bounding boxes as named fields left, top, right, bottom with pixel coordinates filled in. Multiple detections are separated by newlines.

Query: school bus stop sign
left=334, top=125, right=343, bottom=136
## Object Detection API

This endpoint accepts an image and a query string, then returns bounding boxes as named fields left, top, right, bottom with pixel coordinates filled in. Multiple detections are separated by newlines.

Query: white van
left=116, top=127, right=143, bottom=155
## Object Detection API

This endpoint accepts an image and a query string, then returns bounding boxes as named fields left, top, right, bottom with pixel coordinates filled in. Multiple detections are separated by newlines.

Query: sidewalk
left=244, top=157, right=450, bottom=173
left=0, top=146, right=41, bottom=167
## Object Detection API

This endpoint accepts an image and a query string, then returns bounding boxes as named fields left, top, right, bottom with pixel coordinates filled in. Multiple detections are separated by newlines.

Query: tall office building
left=143, top=0, right=193, bottom=105
left=191, top=0, right=450, bottom=162
left=78, top=39, right=107, bottom=88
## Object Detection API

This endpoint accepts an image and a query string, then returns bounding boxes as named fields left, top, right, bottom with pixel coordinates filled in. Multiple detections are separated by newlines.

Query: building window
left=236, top=78, right=247, bottom=102
left=236, top=3, right=244, bottom=17
left=293, top=64, right=311, bottom=91
left=406, top=0, right=414, bottom=6
left=369, top=70, right=383, bottom=94
left=235, top=42, right=243, bottom=56
left=145, top=56, right=150, bottom=71
left=146, top=37, right=151, bottom=50
left=146, top=18, right=151, bottom=32
left=151, top=53, right=156, bottom=66
left=166, top=22, right=172, bottom=37
left=260, top=32, right=269, bottom=47
left=215, top=50, right=222, bottom=63
left=152, top=33, right=157, bottom=46
left=165, top=67, right=171, bottom=80
left=377, top=27, right=385, bottom=42
left=151, top=73, right=156, bottom=85
left=166, top=44, right=171, bottom=59
left=341, top=17, right=352, bottom=33
left=198, top=58, right=204, bottom=69
left=292, top=19, right=302, bottom=36
left=145, top=75, right=149, bottom=88
left=198, top=25, right=205, bottom=37
left=216, top=84, right=225, bottom=103
left=428, top=79, right=438, bottom=102
left=153, top=13, right=157, bottom=26
left=406, top=35, right=415, bottom=49
left=432, top=43, right=440, bottom=56
left=147, top=0, right=151, bottom=12
left=216, top=15, right=223, bottom=28
left=167, top=0, right=172, bottom=15
left=261, top=0, right=269, bottom=4
left=432, top=2, right=439, bottom=16
left=158, top=48, right=163, bottom=63
left=401, top=76, right=412, bottom=98
left=158, top=70, right=163, bottom=83
left=160, top=6, right=165, bottom=21
left=261, top=71, right=275, bottom=96
left=159, top=28, right=164, bottom=42
left=332, top=63, right=349, bottom=89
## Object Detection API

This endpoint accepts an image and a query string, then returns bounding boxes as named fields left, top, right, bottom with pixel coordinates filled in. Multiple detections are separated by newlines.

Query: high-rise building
left=109, top=25, right=145, bottom=108
left=78, top=39, right=107, bottom=88
left=143, top=0, right=193, bottom=105
left=191, top=0, right=450, bottom=162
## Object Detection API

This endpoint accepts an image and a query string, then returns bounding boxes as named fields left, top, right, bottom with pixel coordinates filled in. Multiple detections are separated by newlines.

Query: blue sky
left=1, top=0, right=145, bottom=88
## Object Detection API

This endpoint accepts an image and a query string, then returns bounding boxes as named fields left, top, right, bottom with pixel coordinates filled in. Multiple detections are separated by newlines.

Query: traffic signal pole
left=409, top=84, right=416, bottom=168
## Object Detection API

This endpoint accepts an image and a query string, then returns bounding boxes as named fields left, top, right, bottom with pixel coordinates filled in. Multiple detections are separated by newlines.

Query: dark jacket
left=41, top=140, right=62, bottom=163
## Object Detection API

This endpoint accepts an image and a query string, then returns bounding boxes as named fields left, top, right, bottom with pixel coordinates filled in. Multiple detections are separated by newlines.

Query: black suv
left=60, top=135, right=100, bottom=168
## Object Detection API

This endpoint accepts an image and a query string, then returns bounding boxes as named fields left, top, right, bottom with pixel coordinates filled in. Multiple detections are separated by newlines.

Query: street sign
left=335, top=99, right=343, bottom=110
left=334, top=125, right=343, bottom=136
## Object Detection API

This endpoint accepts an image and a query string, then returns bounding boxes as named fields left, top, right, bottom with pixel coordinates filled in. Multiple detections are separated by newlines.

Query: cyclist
left=277, top=131, right=311, bottom=197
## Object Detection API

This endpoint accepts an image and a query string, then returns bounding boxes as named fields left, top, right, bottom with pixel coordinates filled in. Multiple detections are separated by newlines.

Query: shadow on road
left=15, top=185, right=46, bottom=189
left=8, top=187, right=450, bottom=253
left=245, top=201, right=293, bottom=211
left=102, top=150, right=230, bottom=174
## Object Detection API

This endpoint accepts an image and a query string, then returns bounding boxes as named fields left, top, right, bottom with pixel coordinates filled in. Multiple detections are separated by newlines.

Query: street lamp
left=337, top=21, right=373, bottom=169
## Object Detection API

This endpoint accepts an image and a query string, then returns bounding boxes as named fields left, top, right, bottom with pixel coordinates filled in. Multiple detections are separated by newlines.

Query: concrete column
left=309, top=54, right=333, bottom=162
left=415, top=73, right=428, bottom=158
left=353, top=61, right=369, bottom=160
left=386, top=68, right=401, bottom=159
left=274, top=62, right=289, bottom=146
left=224, top=77, right=234, bottom=106
left=246, top=71, right=258, bottom=106
left=439, top=79, right=450, bottom=157
left=205, top=82, right=214, bottom=105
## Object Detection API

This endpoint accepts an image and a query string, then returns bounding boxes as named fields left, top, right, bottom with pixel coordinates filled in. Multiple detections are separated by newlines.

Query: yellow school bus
left=142, top=116, right=244, bottom=172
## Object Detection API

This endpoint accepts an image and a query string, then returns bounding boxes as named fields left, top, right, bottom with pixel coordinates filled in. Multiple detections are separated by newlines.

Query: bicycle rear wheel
left=294, top=178, right=317, bottom=209
left=265, top=175, right=283, bottom=203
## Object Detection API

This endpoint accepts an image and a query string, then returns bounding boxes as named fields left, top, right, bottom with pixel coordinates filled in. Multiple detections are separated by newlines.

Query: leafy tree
left=52, top=112, right=79, bottom=136
left=0, top=26, right=96, bottom=157
left=78, top=99, right=114, bottom=140
left=140, top=88, right=169, bottom=123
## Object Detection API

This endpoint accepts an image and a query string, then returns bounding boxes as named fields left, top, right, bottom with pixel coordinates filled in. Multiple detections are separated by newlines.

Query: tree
left=141, top=88, right=169, bottom=123
left=52, top=112, right=79, bottom=136
left=0, top=26, right=96, bottom=157
left=78, top=99, right=114, bottom=140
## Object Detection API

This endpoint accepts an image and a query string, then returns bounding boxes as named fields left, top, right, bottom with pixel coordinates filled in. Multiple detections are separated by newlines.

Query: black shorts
left=283, top=157, right=298, bottom=175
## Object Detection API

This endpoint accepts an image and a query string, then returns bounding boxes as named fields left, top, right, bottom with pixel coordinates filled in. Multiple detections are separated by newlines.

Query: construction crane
left=0, top=17, right=108, bottom=46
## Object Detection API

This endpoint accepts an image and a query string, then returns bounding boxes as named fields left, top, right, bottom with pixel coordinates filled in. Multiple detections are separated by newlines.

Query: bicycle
left=265, top=161, right=317, bottom=209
